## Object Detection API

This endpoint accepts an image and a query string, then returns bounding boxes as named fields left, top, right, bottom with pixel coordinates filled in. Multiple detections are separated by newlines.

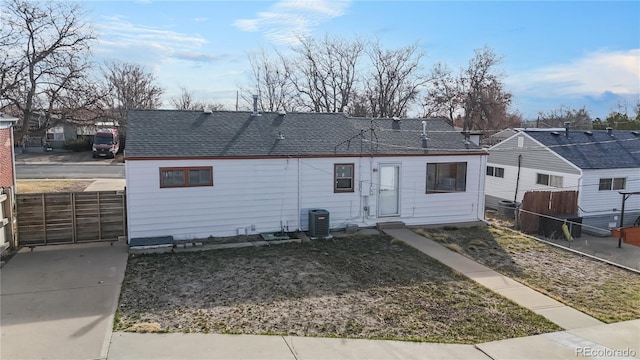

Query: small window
left=536, top=173, right=549, bottom=186
left=537, top=173, right=563, bottom=188
left=160, top=167, right=213, bottom=188
left=486, top=166, right=504, bottom=178
left=549, top=175, right=563, bottom=188
left=613, top=178, right=626, bottom=190
left=426, top=162, right=467, bottom=193
left=334, top=163, right=354, bottom=192
left=600, top=177, right=626, bottom=191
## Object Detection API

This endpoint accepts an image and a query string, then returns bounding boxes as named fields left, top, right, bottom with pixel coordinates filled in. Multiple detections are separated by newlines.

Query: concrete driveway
left=1, top=241, right=128, bottom=360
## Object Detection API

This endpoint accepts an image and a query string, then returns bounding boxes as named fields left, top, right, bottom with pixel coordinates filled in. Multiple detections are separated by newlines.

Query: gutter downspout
left=297, top=158, right=301, bottom=231
left=478, top=154, right=487, bottom=220
left=514, top=154, right=522, bottom=203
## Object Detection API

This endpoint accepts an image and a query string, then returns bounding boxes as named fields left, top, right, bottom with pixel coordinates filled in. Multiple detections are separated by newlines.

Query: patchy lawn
left=116, top=234, right=560, bottom=343
left=415, top=225, right=640, bottom=323
left=16, top=180, right=94, bottom=193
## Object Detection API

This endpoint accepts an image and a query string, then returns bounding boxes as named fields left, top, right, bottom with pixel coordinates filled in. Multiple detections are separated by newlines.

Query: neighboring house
left=124, top=108, right=488, bottom=240
left=486, top=127, right=640, bottom=230
left=44, top=123, right=76, bottom=148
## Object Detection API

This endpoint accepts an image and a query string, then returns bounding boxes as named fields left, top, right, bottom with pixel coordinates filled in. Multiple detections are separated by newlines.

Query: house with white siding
left=124, top=107, right=488, bottom=241
left=485, top=127, right=640, bottom=231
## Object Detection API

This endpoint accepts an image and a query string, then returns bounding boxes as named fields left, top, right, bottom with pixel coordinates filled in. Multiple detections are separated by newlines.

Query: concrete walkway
left=84, top=179, right=126, bottom=192
left=106, top=320, right=640, bottom=360
left=382, top=228, right=603, bottom=330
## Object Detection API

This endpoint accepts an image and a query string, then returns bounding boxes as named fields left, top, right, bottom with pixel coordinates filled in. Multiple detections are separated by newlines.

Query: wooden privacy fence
left=17, top=191, right=126, bottom=247
left=519, top=190, right=578, bottom=234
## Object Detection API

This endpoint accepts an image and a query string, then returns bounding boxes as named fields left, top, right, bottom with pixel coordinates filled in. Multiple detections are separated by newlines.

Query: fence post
left=41, top=193, right=47, bottom=245
left=71, top=192, right=77, bottom=243
left=97, top=192, right=102, bottom=240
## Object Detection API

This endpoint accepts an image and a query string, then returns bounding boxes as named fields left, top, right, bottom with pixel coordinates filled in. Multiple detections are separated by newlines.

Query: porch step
left=376, top=221, right=406, bottom=230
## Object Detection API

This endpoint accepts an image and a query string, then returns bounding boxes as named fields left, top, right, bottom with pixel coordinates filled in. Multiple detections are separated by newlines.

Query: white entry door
left=378, top=165, right=400, bottom=216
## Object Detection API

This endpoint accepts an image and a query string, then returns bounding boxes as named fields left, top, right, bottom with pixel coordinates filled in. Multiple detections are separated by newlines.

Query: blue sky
left=86, top=0, right=640, bottom=120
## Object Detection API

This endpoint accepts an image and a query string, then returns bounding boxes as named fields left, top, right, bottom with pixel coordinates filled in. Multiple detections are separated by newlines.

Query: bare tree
left=170, top=86, right=225, bottom=111
left=0, top=0, right=96, bottom=142
left=288, top=35, right=365, bottom=113
left=102, top=61, right=164, bottom=133
left=170, top=85, right=197, bottom=110
left=241, top=48, right=295, bottom=112
left=459, top=47, right=511, bottom=131
left=537, top=106, right=592, bottom=130
left=423, top=47, right=516, bottom=131
left=364, top=41, right=427, bottom=118
left=422, top=62, right=462, bottom=123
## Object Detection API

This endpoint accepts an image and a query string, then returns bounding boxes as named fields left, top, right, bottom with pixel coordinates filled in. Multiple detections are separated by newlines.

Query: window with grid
left=160, top=167, right=213, bottom=188
left=537, top=173, right=563, bottom=188
left=334, top=163, right=354, bottom=192
left=486, top=166, right=504, bottom=178
left=599, top=177, right=626, bottom=191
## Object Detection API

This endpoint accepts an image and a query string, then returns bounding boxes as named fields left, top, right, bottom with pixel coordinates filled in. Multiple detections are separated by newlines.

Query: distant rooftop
left=525, top=129, right=640, bottom=169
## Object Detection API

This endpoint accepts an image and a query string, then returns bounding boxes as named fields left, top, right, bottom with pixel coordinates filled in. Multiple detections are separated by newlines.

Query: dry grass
left=16, top=180, right=94, bottom=193
left=415, top=225, right=640, bottom=323
left=115, top=234, right=560, bottom=343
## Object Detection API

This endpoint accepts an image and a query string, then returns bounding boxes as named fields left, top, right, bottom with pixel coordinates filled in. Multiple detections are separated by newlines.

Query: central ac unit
left=308, top=209, right=330, bottom=238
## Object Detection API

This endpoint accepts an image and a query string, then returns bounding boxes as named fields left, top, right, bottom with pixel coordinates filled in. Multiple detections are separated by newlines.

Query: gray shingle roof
left=526, top=130, right=640, bottom=169
left=125, top=110, right=484, bottom=158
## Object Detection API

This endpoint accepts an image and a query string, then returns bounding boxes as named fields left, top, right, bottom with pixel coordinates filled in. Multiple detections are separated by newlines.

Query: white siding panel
left=579, top=168, right=640, bottom=216
left=126, top=155, right=487, bottom=239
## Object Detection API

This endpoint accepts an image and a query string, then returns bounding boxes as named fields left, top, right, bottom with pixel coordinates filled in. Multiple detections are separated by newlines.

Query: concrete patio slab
left=1, top=241, right=128, bottom=360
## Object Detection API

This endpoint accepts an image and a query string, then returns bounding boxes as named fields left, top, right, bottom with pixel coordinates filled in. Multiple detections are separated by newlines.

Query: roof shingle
left=126, top=110, right=484, bottom=158
left=526, top=130, right=640, bottom=169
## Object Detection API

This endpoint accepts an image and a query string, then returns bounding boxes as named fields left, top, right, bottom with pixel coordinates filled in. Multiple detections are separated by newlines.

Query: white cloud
left=95, top=16, right=222, bottom=67
left=233, top=0, right=351, bottom=45
left=194, top=17, right=208, bottom=23
left=509, top=49, right=640, bottom=98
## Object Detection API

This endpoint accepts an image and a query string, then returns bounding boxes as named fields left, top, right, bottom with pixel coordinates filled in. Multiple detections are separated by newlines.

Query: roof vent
left=563, top=121, right=570, bottom=138
left=551, top=131, right=560, bottom=136
left=278, top=110, right=286, bottom=116
left=252, top=95, right=260, bottom=117
left=632, top=131, right=640, bottom=136
left=606, top=127, right=613, bottom=136
left=392, top=118, right=400, bottom=130
left=276, top=131, right=285, bottom=140
left=203, top=108, right=212, bottom=114
left=584, top=131, right=593, bottom=136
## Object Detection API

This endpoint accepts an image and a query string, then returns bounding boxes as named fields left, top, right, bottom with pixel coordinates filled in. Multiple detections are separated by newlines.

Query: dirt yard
left=415, top=225, right=640, bottom=323
left=16, top=180, right=95, bottom=193
left=116, top=234, right=560, bottom=343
